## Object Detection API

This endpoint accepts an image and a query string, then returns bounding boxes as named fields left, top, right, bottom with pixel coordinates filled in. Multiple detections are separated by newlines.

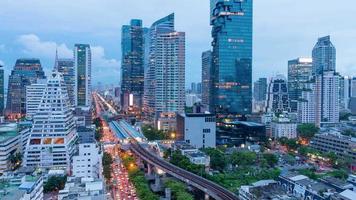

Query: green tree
left=341, top=129, right=356, bottom=137
left=262, top=153, right=278, bottom=167
left=102, top=152, right=113, bottom=181
left=329, top=170, right=348, bottom=180
left=44, top=176, right=67, bottom=192
left=285, top=138, right=300, bottom=150
left=141, top=125, right=168, bottom=140
left=202, top=148, right=227, bottom=171
left=230, top=151, right=257, bottom=167
left=165, top=179, right=194, bottom=200
left=297, top=123, right=319, bottom=141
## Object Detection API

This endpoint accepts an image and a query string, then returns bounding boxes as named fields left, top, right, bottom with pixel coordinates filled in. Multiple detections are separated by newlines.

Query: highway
left=94, top=92, right=239, bottom=200
left=130, top=142, right=239, bottom=200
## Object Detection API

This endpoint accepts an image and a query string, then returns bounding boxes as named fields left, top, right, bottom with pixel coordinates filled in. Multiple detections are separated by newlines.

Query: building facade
left=0, top=65, right=4, bottom=115
left=312, top=36, right=336, bottom=75
left=25, top=81, right=46, bottom=119
left=253, top=78, right=267, bottom=102
left=315, top=71, right=340, bottom=126
left=298, top=82, right=317, bottom=124
left=72, top=143, right=102, bottom=179
left=288, top=57, right=313, bottom=112
left=24, top=71, right=78, bottom=170
left=6, top=59, right=46, bottom=118
left=210, top=0, right=253, bottom=115
left=202, top=50, right=213, bottom=109
left=143, top=13, right=185, bottom=119
left=266, top=74, right=290, bottom=113
left=0, top=123, right=21, bottom=174
left=121, top=19, right=145, bottom=111
left=271, top=117, right=297, bottom=139
left=339, top=76, right=351, bottom=111
left=56, top=58, right=75, bottom=107
left=74, top=44, right=91, bottom=108
left=176, top=113, right=216, bottom=148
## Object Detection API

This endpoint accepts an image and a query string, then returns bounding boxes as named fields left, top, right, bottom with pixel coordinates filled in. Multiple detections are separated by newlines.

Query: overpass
left=130, top=142, right=239, bottom=200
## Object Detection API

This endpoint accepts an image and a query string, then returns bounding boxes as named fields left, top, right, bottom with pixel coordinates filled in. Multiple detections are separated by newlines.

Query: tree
left=44, top=176, right=67, bottom=192
left=341, top=129, right=356, bottom=137
left=102, top=152, right=113, bottom=181
left=329, top=170, right=348, bottom=180
left=141, top=125, right=168, bottom=140
left=297, top=124, right=319, bottom=142
left=202, top=148, right=227, bottom=171
left=230, top=151, right=256, bottom=167
left=285, top=138, right=300, bottom=150
left=262, top=153, right=278, bottom=167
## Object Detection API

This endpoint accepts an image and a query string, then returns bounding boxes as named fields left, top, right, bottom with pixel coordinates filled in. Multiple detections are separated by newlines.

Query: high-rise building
left=74, top=44, right=91, bottom=107
left=56, top=56, right=75, bottom=107
left=339, top=76, right=351, bottom=111
left=121, top=19, right=145, bottom=111
left=197, top=82, right=202, bottom=94
left=24, top=71, right=78, bottom=170
left=202, top=50, right=213, bottom=108
left=315, top=71, right=339, bottom=126
left=298, top=82, right=317, bottom=124
left=288, top=57, right=313, bottom=112
left=210, top=0, right=253, bottom=115
left=0, top=65, right=4, bottom=115
left=6, top=59, right=46, bottom=118
left=266, top=75, right=290, bottom=113
left=191, top=82, right=197, bottom=94
left=25, top=80, right=46, bottom=119
left=253, top=78, right=267, bottom=102
left=143, top=13, right=185, bottom=118
left=312, top=36, right=336, bottom=75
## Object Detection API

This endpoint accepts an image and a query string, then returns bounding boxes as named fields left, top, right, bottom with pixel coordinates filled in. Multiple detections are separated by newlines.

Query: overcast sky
left=0, top=0, right=355, bottom=86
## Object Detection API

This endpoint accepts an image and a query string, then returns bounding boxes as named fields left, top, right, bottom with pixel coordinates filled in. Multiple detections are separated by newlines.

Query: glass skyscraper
left=210, top=0, right=253, bottom=115
left=74, top=44, right=91, bottom=107
left=6, top=58, right=46, bottom=118
left=55, top=51, right=75, bottom=107
left=288, top=57, right=313, bottom=112
left=121, top=19, right=145, bottom=111
left=202, top=50, right=213, bottom=109
left=0, top=65, right=3, bottom=115
left=143, top=13, right=185, bottom=118
left=312, top=36, right=336, bottom=75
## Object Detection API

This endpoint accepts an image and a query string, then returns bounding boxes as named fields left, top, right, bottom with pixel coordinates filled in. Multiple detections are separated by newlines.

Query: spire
left=54, top=47, right=58, bottom=70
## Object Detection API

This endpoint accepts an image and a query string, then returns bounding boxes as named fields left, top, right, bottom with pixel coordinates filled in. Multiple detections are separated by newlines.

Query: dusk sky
left=0, top=0, right=355, bottom=86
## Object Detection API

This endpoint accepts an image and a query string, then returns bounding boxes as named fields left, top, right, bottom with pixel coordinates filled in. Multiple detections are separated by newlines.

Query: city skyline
left=1, top=0, right=356, bottom=86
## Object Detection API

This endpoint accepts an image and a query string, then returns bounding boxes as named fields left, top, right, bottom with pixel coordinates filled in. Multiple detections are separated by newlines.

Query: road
left=93, top=92, right=138, bottom=200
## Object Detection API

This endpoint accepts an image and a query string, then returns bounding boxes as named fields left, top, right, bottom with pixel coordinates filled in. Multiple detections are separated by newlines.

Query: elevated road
left=130, top=142, right=239, bottom=200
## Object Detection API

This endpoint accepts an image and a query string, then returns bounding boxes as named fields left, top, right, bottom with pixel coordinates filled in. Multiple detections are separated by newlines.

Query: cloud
left=17, top=34, right=72, bottom=58
left=16, top=34, right=119, bottom=84
left=0, top=60, right=4, bottom=66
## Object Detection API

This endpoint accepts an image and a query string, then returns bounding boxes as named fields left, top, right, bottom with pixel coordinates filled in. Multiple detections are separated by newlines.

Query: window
left=203, top=129, right=211, bottom=133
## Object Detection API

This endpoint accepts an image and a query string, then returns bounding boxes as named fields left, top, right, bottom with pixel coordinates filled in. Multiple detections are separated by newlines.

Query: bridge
left=130, top=142, right=239, bottom=200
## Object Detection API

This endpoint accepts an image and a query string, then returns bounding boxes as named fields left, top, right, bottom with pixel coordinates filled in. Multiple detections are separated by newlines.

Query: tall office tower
left=315, top=71, right=340, bottom=126
left=74, top=44, right=91, bottom=107
left=121, top=19, right=145, bottom=111
left=143, top=13, right=185, bottom=118
left=25, top=80, right=47, bottom=119
left=288, top=57, right=313, bottom=112
left=197, top=82, right=202, bottom=94
left=210, top=0, right=253, bottom=115
left=55, top=56, right=75, bottom=107
left=253, top=78, right=267, bottom=101
left=0, top=65, right=4, bottom=115
left=6, top=59, right=46, bottom=118
left=339, top=76, right=351, bottom=111
left=24, top=71, right=77, bottom=170
left=312, top=36, right=336, bottom=75
left=298, top=82, right=317, bottom=124
left=191, top=82, right=197, bottom=93
left=265, top=75, right=290, bottom=113
left=202, top=50, right=213, bottom=108
left=351, top=78, right=356, bottom=97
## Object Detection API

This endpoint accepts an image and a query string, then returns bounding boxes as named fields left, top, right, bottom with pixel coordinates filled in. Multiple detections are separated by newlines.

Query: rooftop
left=0, top=123, right=19, bottom=142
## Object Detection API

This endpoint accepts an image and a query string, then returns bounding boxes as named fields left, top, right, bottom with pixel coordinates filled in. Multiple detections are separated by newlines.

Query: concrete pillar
left=165, top=188, right=171, bottom=200
left=154, top=174, right=161, bottom=187
left=204, top=193, right=210, bottom=200
left=147, top=163, right=152, bottom=175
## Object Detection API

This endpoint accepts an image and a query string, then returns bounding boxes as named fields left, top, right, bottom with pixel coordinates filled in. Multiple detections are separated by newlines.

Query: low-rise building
left=310, top=132, right=356, bottom=162
left=0, top=123, right=21, bottom=174
left=239, top=180, right=295, bottom=200
left=72, top=142, right=102, bottom=179
left=271, top=116, right=297, bottom=139
left=177, top=113, right=216, bottom=148
left=156, top=112, right=177, bottom=133
left=173, top=141, right=210, bottom=167
left=58, top=177, right=105, bottom=200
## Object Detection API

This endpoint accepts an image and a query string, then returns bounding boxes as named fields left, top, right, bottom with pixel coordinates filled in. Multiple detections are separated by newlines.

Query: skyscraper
left=339, top=76, right=351, bottom=111
left=315, top=71, right=339, bottom=126
left=6, top=59, right=46, bottom=118
left=24, top=71, right=77, bottom=169
left=143, top=13, right=185, bottom=118
left=56, top=55, right=75, bottom=107
left=210, top=0, right=253, bottom=115
left=253, top=78, right=267, bottom=102
left=25, top=80, right=47, bottom=119
left=74, top=44, right=91, bottom=107
left=266, top=75, right=290, bottom=113
left=312, top=36, right=336, bottom=75
left=0, top=65, right=4, bottom=115
left=202, top=50, right=213, bottom=108
left=121, top=19, right=145, bottom=111
left=288, top=57, right=313, bottom=112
